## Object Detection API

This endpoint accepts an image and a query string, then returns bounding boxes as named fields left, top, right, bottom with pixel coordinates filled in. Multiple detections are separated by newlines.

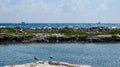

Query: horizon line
left=0, top=22, right=120, bottom=24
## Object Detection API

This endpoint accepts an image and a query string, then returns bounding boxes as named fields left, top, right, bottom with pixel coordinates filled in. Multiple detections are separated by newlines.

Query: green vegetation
left=0, top=33, right=13, bottom=36
left=46, top=36, right=57, bottom=40
left=87, top=33, right=101, bottom=36
left=58, top=29, right=87, bottom=36
left=25, top=34, right=35, bottom=39
left=87, top=29, right=120, bottom=36
left=112, top=35, right=119, bottom=38
left=0, top=27, right=22, bottom=34
left=24, top=29, right=56, bottom=34
left=1, top=27, right=120, bottom=37
left=67, top=65, right=74, bottom=67
left=102, top=29, right=120, bottom=34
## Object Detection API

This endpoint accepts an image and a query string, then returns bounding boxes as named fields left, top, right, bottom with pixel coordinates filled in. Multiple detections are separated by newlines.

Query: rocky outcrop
left=1, top=34, right=120, bottom=44
left=4, top=61, right=91, bottom=67
left=0, top=35, right=31, bottom=43
left=87, top=35, right=120, bottom=42
left=1, top=27, right=120, bottom=43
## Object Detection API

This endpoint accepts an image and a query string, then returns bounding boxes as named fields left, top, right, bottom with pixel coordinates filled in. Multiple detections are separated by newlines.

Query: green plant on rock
left=0, top=27, right=22, bottom=34
left=59, top=29, right=87, bottom=36
left=67, top=65, right=74, bottom=67
left=112, top=35, right=119, bottom=38
left=103, top=29, right=120, bottom=35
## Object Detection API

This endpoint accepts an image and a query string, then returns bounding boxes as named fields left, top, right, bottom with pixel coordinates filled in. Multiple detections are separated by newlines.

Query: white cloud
left=0, top=0, right=119, bottom=23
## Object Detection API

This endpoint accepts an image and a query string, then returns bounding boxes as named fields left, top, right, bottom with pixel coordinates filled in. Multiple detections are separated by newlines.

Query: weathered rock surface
left=4, top=61, right=91, bottom=67
left=1, top=34, right=120, bottom=44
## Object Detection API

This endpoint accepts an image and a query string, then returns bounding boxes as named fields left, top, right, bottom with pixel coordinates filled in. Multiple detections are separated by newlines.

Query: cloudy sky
left=0, top=0, right=120, bottom=23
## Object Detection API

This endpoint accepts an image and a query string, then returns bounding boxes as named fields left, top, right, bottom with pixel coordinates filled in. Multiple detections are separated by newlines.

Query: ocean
left=0, top=23, right=120, bottom=28
left=1, top=43, right=120, bottom=67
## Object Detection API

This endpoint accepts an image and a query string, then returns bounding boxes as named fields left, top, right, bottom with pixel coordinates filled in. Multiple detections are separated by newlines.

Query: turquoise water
left=0, top=23, right=120, bottom=28
left=0, top=43, right=120, bottom=67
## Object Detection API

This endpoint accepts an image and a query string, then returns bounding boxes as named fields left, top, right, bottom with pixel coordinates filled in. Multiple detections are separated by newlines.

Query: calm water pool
left=0, top=43, right=120, bottom=67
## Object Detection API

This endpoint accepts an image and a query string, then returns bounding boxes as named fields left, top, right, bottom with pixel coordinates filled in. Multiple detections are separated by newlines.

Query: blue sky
left=0, top=0, right=120, bottom=23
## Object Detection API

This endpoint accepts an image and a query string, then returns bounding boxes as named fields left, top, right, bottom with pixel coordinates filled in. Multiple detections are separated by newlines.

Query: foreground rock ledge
left=4, top=61, right=91, bottom=67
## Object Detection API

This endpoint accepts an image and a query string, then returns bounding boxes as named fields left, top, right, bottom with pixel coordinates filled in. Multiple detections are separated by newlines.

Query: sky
left=0, top=0, right=120, bottom=23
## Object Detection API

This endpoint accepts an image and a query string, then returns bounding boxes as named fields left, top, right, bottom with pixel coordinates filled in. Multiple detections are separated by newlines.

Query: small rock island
left=0, top=26, right=120, bottom=43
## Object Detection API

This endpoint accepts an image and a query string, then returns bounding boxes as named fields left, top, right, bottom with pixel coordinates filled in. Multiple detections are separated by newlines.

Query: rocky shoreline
left=1, top=34, right=120, bottom=43
left=4, top=61, right=91, bottom=67
left=0, top=27, right=120, bottom=43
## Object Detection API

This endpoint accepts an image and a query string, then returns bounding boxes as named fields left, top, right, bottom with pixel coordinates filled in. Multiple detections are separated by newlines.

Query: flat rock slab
left=4, top=61, right=91, bottom=67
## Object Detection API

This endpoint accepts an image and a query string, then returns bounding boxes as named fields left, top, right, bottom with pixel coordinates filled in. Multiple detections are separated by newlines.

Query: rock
left=4, top=61, right=91, bottom=67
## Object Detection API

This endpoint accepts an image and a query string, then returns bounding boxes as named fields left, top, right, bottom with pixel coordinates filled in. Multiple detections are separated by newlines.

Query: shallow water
left=0, top=43, right=120, bottom=67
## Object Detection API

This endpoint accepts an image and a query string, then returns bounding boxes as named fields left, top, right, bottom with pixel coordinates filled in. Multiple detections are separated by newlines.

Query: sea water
left=0, top=43, right=120, bottom=67
left=0, top=23, right=120, bottom=28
